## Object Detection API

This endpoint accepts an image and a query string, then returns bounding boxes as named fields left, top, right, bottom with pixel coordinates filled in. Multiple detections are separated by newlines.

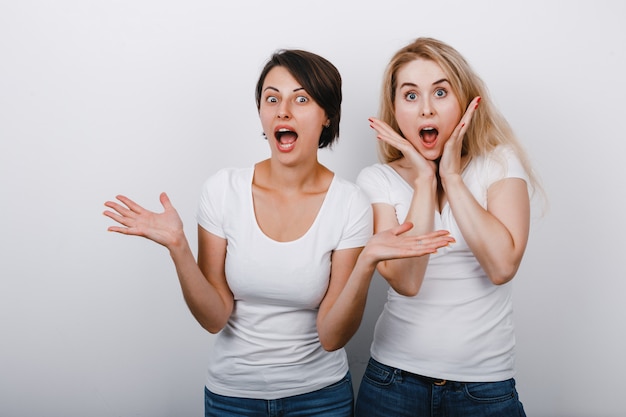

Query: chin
left=420, top=149, right=443, bottom=161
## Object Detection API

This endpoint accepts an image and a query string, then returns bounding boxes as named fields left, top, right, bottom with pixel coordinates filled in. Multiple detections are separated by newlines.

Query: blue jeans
left=204, top=372, right=354, bottom=417
left=355, top=358, right=526, bottom=417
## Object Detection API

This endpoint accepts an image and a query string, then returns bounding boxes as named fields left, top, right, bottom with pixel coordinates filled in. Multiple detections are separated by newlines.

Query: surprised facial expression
left=259, top=66, right=329, bottom=162
left=394, top=58, right=462, bottom=160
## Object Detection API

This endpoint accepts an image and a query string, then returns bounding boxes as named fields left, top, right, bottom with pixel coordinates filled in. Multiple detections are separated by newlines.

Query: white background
left=1, top=1, right=625, bottom=416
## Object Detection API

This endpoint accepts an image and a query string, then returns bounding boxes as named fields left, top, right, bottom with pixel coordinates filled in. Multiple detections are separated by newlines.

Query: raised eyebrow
left=262, top=86, right=306, bottom=94
left=399, top=82, right=418, bottom=89
left=399, top=78, right=450, bottom=89
left=433, top=78, right=450, bottom=86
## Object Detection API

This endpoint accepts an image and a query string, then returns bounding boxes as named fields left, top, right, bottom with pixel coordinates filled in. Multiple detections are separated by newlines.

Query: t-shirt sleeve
left=356, top=164, right=392, bottom=205
left=486, top=145, right=530, bottom=188
left=335, top=186, right=373, bottom=251
left=196, top=168, right=230, bottom=238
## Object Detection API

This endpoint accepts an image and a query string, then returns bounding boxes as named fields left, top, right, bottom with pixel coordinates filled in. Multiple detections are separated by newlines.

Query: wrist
left=357, top=246, right=381, bottom=274
left=413, top=175, right=437, bottom=192
left=167, top=231, right=189, bottom=255
left=440, top=173, right=463, bottom=190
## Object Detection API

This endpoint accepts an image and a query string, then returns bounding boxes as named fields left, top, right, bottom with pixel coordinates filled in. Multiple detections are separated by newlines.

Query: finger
left=369, top=117, right=402, bottom=140
left=103, top=200, right=135, bottom=218
left=107, top=225, right=129, bottom=234
left=419, top=229, right=453, bottom=239
left=159, top=192, right=173, bottom=210
left=391, top=222, right=414, bottom=235
left=375, top=130, right=412, bottom=156
left=106, top=225, right=142, bottom=236
left=455, top=96, right=482, bottom=138
left=103, top=209, right=134, bottom=228
left=115, top=195, right=145, bottom=214
left=104, top=201, right=140, bottom=221
left=414, top=234, right=455, bottom=247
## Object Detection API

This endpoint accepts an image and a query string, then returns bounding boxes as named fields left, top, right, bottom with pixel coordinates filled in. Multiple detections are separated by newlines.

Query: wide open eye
left=434, top=88, right=447, bottom=98
left=296, top=95, right=309, bottom=104
left=405, top=92, right=417, bottom=101
left=266, top=96, right=278, bottom=103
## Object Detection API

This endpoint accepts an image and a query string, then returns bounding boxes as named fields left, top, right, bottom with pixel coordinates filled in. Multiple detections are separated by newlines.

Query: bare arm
left=438, top=97, right=529, bottom=284
left=442, top=176, right=530, bottom=285
left=367, top=117, right=440, bottom=296
left=373, top=178, right=438, bottom=296
left=316, top=223, right=454, bottom=351
left=103, top=193, right=233, bottom=333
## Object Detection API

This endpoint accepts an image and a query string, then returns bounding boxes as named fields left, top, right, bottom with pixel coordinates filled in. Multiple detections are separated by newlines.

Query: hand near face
left=439, top=96, right=481, bottom=179
left=103, top=192, right=184, bottom=249
left=362, top=222, right=455, bottom=264
left=369, top=117, right=436, bottom=177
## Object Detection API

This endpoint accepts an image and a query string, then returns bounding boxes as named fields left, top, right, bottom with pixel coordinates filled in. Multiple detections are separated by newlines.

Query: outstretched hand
left=103, top=192, right=185, bottom=249
left=363, top=222, right=455, bottom=264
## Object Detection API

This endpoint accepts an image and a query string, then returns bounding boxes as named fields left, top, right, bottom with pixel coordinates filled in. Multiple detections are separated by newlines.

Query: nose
left=277, top=101, right=291, bottom=119
left=421, top=97, right=434, bottom=117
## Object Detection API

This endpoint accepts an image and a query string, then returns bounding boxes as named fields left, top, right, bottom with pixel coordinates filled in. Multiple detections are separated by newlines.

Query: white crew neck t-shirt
left=196, top=166, right=372, bottom=399
left=356, top=145, right=530, bottom=382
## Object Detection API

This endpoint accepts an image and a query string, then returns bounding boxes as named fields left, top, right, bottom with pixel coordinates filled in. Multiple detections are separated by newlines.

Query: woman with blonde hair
left=355, top=37, right=539, bottom=416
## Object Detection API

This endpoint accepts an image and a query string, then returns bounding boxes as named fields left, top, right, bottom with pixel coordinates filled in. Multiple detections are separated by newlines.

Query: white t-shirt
left=356, top=145, right=529, bottom=382
left=196, top=167, right=372, bottom=399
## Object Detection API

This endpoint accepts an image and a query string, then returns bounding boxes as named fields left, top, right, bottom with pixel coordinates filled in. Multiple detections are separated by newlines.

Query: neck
left=256, top=158, right=328, bottom=192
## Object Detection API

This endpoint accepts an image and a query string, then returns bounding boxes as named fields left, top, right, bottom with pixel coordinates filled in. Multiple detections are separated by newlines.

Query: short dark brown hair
left=255, top=49, right=342, bottom=149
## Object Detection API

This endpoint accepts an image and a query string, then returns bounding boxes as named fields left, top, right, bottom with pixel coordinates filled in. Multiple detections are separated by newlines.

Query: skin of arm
left=373, top=176, right=437, bottom=297
left=441, top=175, right=530, bottom=285
left=438, top=97, right=530, bottom=286
left=103, top=192, right=234, bottom=334
left=186, top=226, right=233, bottom=333
left=316, top=223, right=454, bottom=351
left=366, top=117, right=441, bottom=297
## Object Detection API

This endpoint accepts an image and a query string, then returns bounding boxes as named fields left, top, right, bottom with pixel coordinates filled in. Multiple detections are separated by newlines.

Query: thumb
left=392, top=221, right=414, bottom=235
left=159, top=192, right=172, bottom=210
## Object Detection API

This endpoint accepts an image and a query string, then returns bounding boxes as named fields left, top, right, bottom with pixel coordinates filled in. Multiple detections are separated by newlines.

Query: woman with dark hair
left=104, top=49, right=453, bottom=417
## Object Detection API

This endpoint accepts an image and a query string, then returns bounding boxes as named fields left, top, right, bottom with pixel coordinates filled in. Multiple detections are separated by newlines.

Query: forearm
left=317, top=256, right=377, bottom=351
left=377, top=177, right=436, bottom=296
left=168, top=238, right=232, bottom=333
left=443, top=174, right=529, bottom=285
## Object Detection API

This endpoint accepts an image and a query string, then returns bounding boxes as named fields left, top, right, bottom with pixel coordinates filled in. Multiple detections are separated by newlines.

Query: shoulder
left=330, top=174, right=360, bottom=194
left=329, top=175, right=368, bottom=204
left=356, top=163, right=394, bottom=185
left=202, top=166, right=253, bottom=189
left=357, top=163, right=390, bottom=178
left=478, top=144, right=521, bottom=164
left=469, top=145, right=529, bottom=185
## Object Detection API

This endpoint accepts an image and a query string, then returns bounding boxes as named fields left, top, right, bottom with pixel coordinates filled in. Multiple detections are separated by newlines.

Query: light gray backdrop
left=1, top=1, right=624, bottom=416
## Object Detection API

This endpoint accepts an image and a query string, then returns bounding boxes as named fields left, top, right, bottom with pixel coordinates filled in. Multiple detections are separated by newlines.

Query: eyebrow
left=263, top=86, right=306, bottom=93
left=399, top=78, right=450, bottom=89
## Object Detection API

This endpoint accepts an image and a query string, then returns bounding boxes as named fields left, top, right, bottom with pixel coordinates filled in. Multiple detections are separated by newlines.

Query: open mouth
left=275, top=128, right=298, bottom=151
left=420, top=127, right=438, bottom=145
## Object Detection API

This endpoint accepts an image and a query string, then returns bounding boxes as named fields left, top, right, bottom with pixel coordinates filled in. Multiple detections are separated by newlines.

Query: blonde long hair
left=378, top=37, right=542, bottom=196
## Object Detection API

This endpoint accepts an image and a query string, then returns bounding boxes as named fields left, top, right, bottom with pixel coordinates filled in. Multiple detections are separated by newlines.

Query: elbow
left=320, top=339, right=344, bottom=352
left=204, top=325, right=223, bottom=335
left=317, top=328, right=352, bottom=352
left=382, top=275, right=422, bottom=297
left=378, top=264, right=423, bottom=297
left=393, top=284, right=421, bottom=297
left=196, top=315, right=228, bottom=335
left=488, top=263, right=520, bottom=286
